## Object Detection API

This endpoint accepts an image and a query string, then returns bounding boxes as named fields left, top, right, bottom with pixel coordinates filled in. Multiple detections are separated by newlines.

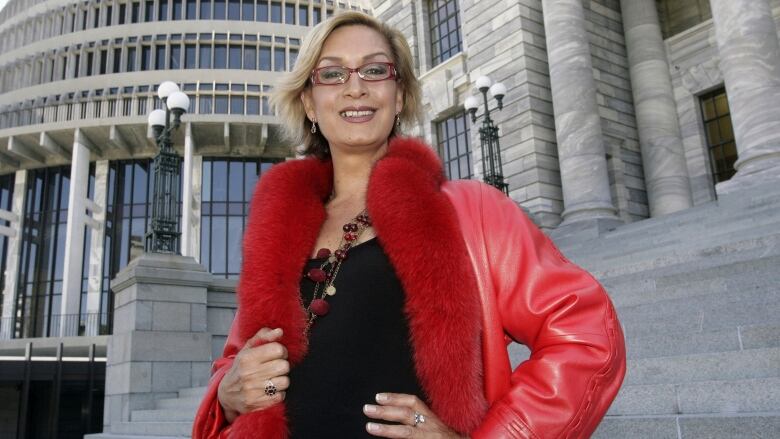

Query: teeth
left=340, top=110, right=374, bottom=117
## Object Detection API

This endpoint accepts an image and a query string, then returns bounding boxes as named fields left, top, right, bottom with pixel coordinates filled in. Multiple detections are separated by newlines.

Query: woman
left=193, top=11, right=625, bottom=439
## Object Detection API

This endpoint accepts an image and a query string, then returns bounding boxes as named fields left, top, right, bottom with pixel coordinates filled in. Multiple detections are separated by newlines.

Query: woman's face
left=301, top=25, right=403, bottom=156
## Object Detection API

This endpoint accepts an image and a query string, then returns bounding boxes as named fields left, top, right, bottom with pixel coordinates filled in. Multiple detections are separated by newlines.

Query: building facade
left=374, top=0, right=780, bottom=230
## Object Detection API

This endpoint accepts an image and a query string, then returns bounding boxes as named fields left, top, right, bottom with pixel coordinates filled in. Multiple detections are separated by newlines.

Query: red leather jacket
left=193, top=137, right=626, bottom=438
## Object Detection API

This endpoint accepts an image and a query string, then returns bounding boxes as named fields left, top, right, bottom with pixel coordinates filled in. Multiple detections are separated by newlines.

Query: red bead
left=307, top=268, right=327, bottom=282
left=343, top=223, right=356, bottom=233
left=316, top=248, right=331, bottom=259
left=334, top=249, right=347, bottom=260
left=310, top=299, right=330, bottom=316
left=344, top=232, right=357, bottom=241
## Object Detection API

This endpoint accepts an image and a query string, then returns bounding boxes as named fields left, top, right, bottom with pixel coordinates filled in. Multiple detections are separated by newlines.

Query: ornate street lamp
left=465, top=76, right=509, bottom=195
left=146, top=81, right=190, bottom=254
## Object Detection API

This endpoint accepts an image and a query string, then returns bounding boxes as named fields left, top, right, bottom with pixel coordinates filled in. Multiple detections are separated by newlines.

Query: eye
left=318, top=67, right=346, bottom=82
left=362, top=63, right=389, bottom=76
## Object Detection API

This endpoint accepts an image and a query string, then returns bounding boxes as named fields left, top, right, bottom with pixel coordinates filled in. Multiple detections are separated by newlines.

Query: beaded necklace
left=303, top=209, right=372, bottom=335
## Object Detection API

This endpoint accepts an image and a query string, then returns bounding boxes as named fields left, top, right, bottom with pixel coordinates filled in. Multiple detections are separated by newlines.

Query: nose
left=343, top=70, right=368, bottom=98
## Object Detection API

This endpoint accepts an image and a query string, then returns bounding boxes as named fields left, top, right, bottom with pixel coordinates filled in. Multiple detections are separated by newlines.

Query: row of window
left=0, top=0, right=365, bottom=54
left=0, top=34, right=298, bottom=95
left=0, top=83, right=275, bottom=129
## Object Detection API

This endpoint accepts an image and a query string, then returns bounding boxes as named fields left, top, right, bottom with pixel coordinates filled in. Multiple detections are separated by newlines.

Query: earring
left=311, top=121, right=317, bottom=134
left=395, top=113, right=401, bottom=128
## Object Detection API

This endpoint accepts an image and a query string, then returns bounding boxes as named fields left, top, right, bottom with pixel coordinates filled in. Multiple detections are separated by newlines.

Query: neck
left=328, top=142, right=389, bottom=208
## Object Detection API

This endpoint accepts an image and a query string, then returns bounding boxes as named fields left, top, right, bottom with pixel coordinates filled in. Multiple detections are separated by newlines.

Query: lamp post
left=465, top=76, right=509, bottom=195
left=146, top=81, right=190, bottom=254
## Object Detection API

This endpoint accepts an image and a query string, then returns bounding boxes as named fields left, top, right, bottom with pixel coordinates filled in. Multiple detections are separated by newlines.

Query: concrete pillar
left=541, top=0, right=619, bottom=224
left=0, top=170, right=26, bottom=340
left=103, top=253, right=212, bottom=432
left=85, top=160, right=109, bottom=336
left=59, top=129, right=91, bottom=336
left=181, top=123, right=194, bottom=257
left=621, top=0, right=693, bottom=216
left=711, top=0, right=780, bottom=192
left=191, top=155, right=203, bottom=263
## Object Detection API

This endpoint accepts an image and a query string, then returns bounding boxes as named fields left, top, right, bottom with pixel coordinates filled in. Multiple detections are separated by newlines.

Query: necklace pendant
left=310, top=298, right=330, bottom=316
left=325, top=285, right=336, bottom=296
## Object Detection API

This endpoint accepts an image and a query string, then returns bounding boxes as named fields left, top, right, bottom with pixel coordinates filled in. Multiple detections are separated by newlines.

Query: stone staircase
left=88, top=181, right=780, bottom=438
left=549, top=181, right=780, bottom=438
left=85, top=386, right=206, bottom=438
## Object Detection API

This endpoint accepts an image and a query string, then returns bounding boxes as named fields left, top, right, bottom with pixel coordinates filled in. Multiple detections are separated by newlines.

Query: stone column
left=621, top=0, right=693, bottom=216
left=59, top=129, right=91, bottom=336
left=0, top=170, right=26, bottom=340
left=85, top=160, right=109, bottom=336
left=191, top=154, right=203, bottom=263
left=103, top=253, right=212, bottom=433
left=541, top=0, right=619, bottom=224
left=711, top=0, right=780, bottom=191
left=181, top=123, right=194, bottom=258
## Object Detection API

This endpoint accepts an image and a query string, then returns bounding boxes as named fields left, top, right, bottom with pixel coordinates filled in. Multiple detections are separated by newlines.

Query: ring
left=413, top=412, right=425, bottom=427
left=264, top=379, right=277, bottom=397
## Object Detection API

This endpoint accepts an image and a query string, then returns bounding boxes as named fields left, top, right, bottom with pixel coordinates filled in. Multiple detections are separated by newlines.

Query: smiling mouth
left=340, top=109, right=376, bottom=117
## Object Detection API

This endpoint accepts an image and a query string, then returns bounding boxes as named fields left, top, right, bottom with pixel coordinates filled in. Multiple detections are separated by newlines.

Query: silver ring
left=264, top=379, right=277, bottom=397
left=413, top=412, right=425, bottom=427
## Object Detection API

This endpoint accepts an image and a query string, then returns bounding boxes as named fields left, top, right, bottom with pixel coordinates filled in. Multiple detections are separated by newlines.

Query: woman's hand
left=363, top=393, right=468, bottom=438
left=217, top=327, right=290, bottom=423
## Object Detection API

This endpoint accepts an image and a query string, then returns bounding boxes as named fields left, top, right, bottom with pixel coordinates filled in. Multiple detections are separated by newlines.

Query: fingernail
left=366, top=422, right=380, bottom=432
left=363, top=404, right=377, bottom=414
left=375, top=393, right=388, bottom=402
left=274, top=328, right=283, bottom=335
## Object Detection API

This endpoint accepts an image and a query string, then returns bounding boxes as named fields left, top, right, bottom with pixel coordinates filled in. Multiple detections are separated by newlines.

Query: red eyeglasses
left=310, top=62, right=397, bottom=85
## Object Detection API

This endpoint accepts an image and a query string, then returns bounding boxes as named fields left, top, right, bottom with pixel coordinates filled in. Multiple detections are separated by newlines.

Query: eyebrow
left=317, top=52, right=392, bottom=64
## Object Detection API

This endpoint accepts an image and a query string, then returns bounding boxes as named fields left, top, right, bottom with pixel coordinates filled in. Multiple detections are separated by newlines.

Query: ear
left=300, top=89, right=315, bottom=121
left=395, top=85, right=404, bottom=116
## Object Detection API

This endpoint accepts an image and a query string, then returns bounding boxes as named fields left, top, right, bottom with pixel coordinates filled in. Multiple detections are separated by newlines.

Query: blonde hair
left=271, top=11, right=422, bottom=159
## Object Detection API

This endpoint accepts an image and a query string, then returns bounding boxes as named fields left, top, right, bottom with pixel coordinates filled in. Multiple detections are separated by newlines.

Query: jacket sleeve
left=192, top=313, right=243, bottom=439
left=470, top=185, right=626, bottom=439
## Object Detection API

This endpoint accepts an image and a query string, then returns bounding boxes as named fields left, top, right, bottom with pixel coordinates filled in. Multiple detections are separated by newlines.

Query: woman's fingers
left=363, top=403, right=416, bottom=425
left=375, top=393, right=431, bottom=416
left=242, top=327, right=283, bottom=350
left=365, top=422, right=418, bottom=438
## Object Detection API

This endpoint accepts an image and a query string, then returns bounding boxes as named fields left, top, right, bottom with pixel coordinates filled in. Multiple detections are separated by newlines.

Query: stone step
left=620, top=298, right=780, bottom=339
left=177, top=386, right=207, bottom=399
left=132, top=408, right=198, bottom=422
left=593, top=413, right=780, bottom=438
left=626, top=323, right=780, bottom=359
left=625, top=347, right=780, bottom=386
left=110, top=421, right=193, bottom=436
left=608, top=377, right=780, bottom=416
left=592, top=244, right=780, bottom=285
left=155, top=396, right=202, bottom=410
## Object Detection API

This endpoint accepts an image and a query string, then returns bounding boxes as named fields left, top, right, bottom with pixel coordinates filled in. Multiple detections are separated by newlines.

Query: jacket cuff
left=470, top=402, right=540, bottom=439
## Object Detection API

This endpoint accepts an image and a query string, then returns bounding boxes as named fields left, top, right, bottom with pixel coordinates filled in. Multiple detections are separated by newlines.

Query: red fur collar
left=231, top=137, right=487, bottom=437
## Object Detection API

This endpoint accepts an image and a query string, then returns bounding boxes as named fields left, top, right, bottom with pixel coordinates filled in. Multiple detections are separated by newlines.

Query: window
left=158, top=0, right=168, bottom=20
left=429, top=0, right=463, bottom=66
left=199, top=45, right=212, bottom=68
left=173, top=0, right=183, bottom=19
left=170, top=45, right=181, bottom=68
left=131, top=2, right=140, bottom=23
left=214, top=44, right=227, bottom=68
left=114, top=48, right=122, bottom=72
left=200, top=0, right=211, bottom=19
left=14, top=166, right=71, bottom=338
left=119, top=3, right=127, bottom=24
left=145, top=0, right=154, bottom=21
left=290, top=48, right=298, bottom=68
left=185, top=44, right=196, bottom=68
left=285, top=3, right=294, bottom=24
left=437, top=111, right=472, bottom=179
left=186, top=0, right=197, bottom=19
left=214, top=0, right=226, bottom=19
left=259, top=46, right=271, bottom=70
left=243, top=46, right=256, bottom=69
left=700, top=88, right=737, bottom=183
left=141, top=45, right=151, bottom=70
left=274, top=46, right=285, bottom=71
left=200, top=159, right=277, bottom=278
left=230, top=95, right=244, bottom=114
left=99, top=49, right=107, bottom=74
left=106, top=5, right=113, bottom=25
left=229, top=45, right=242, bottom=69
left=127, top=47, right=136, bottom=71
left=200, top=94, right=213, bottom=113
left=0, top=174, right=14, bottom=323
left=247, top=96, right=259, bottom=114
left=242, top=0, right=254, bottom=20
left=299, top=5, right=308, bottom=26
left=155, top=45, right=166, bottom=69
left=257, top=1, right=268, bottom=21
left=313, top=7, right=321, bottom=25
left=271, top=1, right=282, bottom=22
left=228, top=0, right=240, bottom=19
left=215, top=95, right=228, bottom=113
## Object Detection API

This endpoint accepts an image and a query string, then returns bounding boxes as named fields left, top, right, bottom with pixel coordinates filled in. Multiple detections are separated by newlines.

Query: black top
left=286, top=237, right=425, bottom=438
